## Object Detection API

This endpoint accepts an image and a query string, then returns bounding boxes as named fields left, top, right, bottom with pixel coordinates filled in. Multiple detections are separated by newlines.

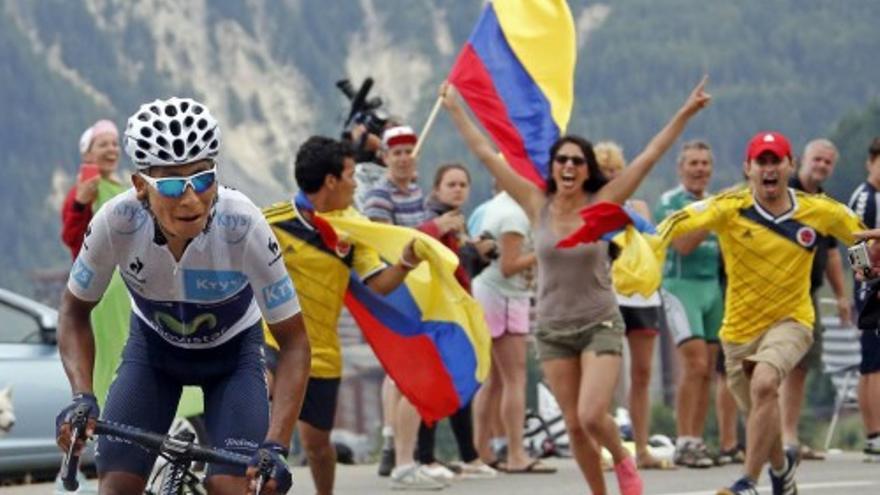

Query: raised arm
left=440, top=83, right=545, bottom=222
left=595, top=77, right=712, bottom=204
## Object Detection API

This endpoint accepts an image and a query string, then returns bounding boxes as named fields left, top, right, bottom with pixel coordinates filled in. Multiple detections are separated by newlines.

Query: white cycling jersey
left=67, top=187, right=301, bottom=349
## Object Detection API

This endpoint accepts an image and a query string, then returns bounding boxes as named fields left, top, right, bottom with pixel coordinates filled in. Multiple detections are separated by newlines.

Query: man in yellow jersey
left=656, top=131, right=865, bottom=495
left=262, top=136, right=427, bottom=494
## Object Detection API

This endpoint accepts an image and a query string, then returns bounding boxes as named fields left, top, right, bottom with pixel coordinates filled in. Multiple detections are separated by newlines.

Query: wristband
left=399, top=253, right=417, bottom=270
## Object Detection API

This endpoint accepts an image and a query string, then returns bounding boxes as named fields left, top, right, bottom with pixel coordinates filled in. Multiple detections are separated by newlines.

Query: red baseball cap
left=745, top=131, right=792, bottom=161
left=381, top=126, right=418, bottom=149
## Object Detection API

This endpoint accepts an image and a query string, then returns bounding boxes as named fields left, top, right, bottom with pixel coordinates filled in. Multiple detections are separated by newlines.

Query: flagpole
left=412, top=96, right=443, bottom=158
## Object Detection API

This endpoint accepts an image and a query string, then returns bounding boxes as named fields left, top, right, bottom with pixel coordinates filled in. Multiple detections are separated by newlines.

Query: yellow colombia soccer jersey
left=656, top=188, right=865, bottom=344
left=262, top=202, right=385, bottom=378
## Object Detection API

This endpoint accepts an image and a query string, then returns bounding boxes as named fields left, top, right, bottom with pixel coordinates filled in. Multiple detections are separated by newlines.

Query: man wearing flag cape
left=263, top=136, right=491, bottom=492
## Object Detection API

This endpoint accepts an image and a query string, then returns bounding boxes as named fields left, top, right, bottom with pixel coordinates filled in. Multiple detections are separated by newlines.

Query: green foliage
left=827, top=101, right=880, bottom=202
left=2, top=0, right=880, bottom=298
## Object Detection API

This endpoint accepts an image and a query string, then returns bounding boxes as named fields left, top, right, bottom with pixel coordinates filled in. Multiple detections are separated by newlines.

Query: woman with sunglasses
left=441, top=79, right=710, bottom=495
left=55, top=97, right=309, bottom=495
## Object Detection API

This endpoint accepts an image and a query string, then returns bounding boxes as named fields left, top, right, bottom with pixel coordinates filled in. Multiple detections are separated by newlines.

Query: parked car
left=0, top=286, right=212, bottom=482
left=0, top=286, right=95, bottom=479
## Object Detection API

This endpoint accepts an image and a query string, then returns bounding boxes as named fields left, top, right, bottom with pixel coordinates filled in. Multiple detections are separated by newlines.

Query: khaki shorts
left=534, top=312, right=625, bottom=361
left=723, top=319, right=813, bottom=412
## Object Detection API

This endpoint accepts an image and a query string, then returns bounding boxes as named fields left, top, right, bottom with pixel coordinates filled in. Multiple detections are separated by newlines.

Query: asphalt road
left=1, top=452, right=877, bottom=494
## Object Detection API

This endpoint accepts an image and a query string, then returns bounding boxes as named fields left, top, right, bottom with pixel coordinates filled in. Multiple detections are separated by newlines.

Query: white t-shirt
left=472, top=192, right=532, bottom=298
left=67, top=187, right=301, bottom=349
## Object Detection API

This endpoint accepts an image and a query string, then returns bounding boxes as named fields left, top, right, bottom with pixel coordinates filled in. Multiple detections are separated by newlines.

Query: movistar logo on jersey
left=183, top=269, right=248, bottom=301
left=262, top=276, right=295, bottom=310
left=71, top=258, right=95, bottom=290
left=155, top=312, right=218, bottom=336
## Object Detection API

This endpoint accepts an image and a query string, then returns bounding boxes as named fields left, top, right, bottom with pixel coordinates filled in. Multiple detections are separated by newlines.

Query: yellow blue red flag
left=293, top=193, right=491, bottom=423
left=449, top=0, right=576, bottom=188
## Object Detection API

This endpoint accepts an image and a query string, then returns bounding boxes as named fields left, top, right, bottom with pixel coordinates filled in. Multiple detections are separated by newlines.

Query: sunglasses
left=139, top=167, right=217, bottom=198
left=553, top=154, right=587, bottom=166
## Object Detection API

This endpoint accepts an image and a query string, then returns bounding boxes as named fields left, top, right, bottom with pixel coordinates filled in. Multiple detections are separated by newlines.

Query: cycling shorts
left=96, top=316, right=269, bottom=479
left=662, top=278, right=724, bottom=346
left=619, top=305, right=661, bottom=335
left=298, top=377, right=341, bottom=431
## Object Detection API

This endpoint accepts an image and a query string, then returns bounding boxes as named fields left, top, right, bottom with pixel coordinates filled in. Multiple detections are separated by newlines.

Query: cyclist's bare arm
left=58, top=288, right=99, bottom=395
left=264, top=313, right=310, bottom=446
left=56, top=288, right=99, bottom=451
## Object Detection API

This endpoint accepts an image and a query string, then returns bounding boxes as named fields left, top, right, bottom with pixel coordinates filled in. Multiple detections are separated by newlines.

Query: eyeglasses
left=139, top=167, right=217, bottom=198
left=553, top=154, right=586, bottom=166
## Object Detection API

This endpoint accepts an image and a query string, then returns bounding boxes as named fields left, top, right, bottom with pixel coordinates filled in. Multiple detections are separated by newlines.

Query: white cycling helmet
left=124, top=97, right=221, bottom=168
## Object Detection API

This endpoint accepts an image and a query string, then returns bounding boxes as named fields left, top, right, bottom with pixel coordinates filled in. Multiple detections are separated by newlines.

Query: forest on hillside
left=1, top=0, right=879, bottom=297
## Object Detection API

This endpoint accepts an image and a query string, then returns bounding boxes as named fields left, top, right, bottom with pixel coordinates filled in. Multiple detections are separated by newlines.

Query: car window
left=0, top=301, right=41, bottom=343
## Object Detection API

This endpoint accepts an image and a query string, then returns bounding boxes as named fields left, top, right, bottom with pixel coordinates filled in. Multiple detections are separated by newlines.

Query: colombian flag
left=449, top=0, right=576, bottom=188
left=558, top=202, right=665, bottom=297
left=305, top=203, right=490, bottom=423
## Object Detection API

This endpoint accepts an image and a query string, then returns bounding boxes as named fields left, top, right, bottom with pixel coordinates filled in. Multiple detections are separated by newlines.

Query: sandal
left=799, top=445, right=826, bottom=461
left=504, top=460, right=557, bottom=474
left=636, top=454, right=677, bottom=470
left=487, top=459, right=507, bottom=472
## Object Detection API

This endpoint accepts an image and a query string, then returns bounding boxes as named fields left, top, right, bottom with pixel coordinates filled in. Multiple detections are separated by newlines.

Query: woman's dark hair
left=545, top=135, right=607, bottom=195
left=432, top=162, right=471, bottom=189
left=869, top=136, right=880, bottom=162
left=294, top=136, right=354, bottom=193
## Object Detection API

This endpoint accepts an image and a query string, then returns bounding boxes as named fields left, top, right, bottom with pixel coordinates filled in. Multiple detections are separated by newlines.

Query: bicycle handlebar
left=59, top=419, right=256, bottom=493
left=95, top=421, right=251, bottom=466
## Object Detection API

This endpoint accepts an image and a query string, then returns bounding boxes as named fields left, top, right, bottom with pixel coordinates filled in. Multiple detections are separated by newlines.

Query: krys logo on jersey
left=262, top=276, right=295, bottom=310
left=214, top=211, right=251, bottom=244
left=183, top=270, right=249, bottom=301
left=110, top=201, right=149, bottom=235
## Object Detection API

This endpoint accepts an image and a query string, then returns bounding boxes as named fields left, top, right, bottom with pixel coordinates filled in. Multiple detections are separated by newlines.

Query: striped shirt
left=362, top=177, right=430, bottom=227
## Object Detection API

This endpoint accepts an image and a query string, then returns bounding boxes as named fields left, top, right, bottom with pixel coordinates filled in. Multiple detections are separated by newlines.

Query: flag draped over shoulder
left=449, top=0, right=576, bottom=188
left=294, top=195, right=491, bottom=423
left=558, top=202, right=665, bottom=297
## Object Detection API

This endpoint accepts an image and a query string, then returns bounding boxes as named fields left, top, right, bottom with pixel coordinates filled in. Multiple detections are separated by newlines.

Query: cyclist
left=55, top=97, right=310, bottom=495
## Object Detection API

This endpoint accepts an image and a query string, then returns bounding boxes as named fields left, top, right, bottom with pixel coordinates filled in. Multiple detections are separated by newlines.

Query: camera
left=849, top=241, right=874, bottom=278
left=478, top=231, right=499, bottom=260
left=337, top=77, right=389, bottom=138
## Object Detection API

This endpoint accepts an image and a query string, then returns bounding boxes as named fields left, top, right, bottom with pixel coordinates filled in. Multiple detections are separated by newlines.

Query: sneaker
left=420, top=463, right=456, bottom=484
left=390, top=464, right=446, bottom=491
left=768, top=448, right=798, bottom=495
left=716, top=476, right=759, bottom=495
left=613, top=456, right=643, bottom=495
left=457, top=461, right=498, bottom=479
left=675, top=442, right=713, bottom=468
left=378, top=447, right=396, bottom=477
left=865, top=440, right=880, bottom=462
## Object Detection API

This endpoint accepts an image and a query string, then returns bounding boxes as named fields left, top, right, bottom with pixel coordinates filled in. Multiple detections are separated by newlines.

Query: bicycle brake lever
left=253, top=451, right=273, bottom=494
left=60, top=405, right=89, bottom=491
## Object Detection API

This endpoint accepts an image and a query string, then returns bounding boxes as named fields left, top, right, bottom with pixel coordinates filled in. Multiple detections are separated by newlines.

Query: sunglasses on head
left=553, top=154, right=586, bottom=166
left=139, top=166, right=217, bottom=198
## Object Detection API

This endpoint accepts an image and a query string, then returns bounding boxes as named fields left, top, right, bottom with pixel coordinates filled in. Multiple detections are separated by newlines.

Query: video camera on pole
left=337, top=77, right=389, bottom=139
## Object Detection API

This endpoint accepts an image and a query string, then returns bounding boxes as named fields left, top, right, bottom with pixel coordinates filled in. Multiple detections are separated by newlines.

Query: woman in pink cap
left=61, top=119, right=124, bottom=259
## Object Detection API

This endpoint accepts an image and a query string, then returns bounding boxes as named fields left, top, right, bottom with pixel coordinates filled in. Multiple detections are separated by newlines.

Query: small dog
left=0, top=386, right=15, bottom=435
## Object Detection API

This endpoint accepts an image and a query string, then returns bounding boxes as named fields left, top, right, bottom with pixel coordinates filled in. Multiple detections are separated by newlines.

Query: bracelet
left=399, top=253, right=417, bottom=270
